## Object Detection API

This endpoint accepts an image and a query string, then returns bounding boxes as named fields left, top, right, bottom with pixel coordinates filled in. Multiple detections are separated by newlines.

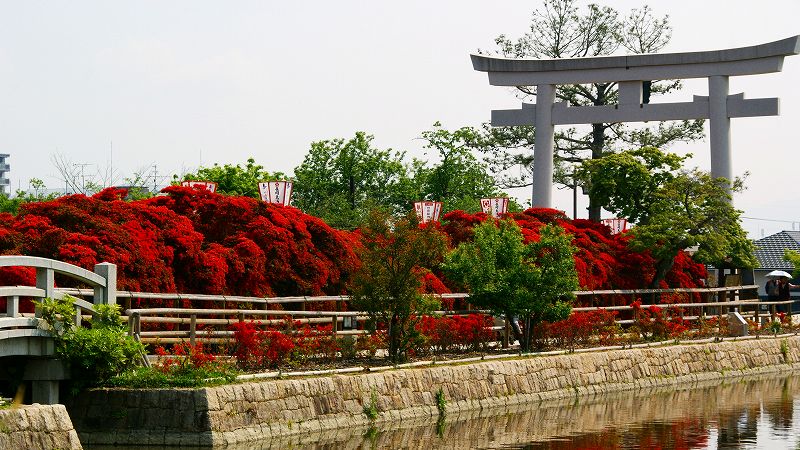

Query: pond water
left=88, top=374, right=800, bottom=450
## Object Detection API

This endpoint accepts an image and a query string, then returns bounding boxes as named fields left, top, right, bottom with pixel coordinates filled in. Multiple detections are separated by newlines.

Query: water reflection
left=87, top=374, right=800, bottom=449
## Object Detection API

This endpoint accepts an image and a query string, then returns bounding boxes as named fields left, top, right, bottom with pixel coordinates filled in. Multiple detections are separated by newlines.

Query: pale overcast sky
left=0, top=0, right=798, bottom=238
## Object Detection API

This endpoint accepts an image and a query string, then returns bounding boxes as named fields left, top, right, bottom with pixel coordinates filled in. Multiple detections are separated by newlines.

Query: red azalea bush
left=0, top=187, right=359, bottom=313
left=229, top=320, right=340, bottom=370
left=630, top=300, right=689, bottom=340
left=544, top=309, right=620, bottom=349
left=230, top=321, right=295, bottom=370
left=290, top=323, right=340, bottom=362
left=417, top=314, right=496, bottom=353
left=154, top=342, right=216, bottom=373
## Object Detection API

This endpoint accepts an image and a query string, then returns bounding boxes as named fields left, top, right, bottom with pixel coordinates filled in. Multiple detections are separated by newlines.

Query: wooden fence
left=6, top=284, right=792, bottom=347
left=110, top=285, right=783, bottom=345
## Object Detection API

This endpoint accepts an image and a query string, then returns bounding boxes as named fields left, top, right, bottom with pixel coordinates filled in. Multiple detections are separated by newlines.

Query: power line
left=741, top=216, right=798, bottom=224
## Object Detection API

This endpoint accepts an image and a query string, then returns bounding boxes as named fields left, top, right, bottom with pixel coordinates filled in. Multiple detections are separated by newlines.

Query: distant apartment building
left=0, top=154, right=9, bottom=195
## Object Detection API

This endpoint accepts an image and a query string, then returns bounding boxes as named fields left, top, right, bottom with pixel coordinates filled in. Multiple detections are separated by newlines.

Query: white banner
left=601, top=218, right=628, bottom=234
left=180, top=181, right=218, bottom=193
left=413, top=201, right=442, bottom=223
left=258, top=181, right=293, bottom=206
left=480, top=197, right=509, bottom=218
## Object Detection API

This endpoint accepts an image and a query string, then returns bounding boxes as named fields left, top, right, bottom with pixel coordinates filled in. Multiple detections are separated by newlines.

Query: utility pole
left=74, top=163, right=91, bottom=194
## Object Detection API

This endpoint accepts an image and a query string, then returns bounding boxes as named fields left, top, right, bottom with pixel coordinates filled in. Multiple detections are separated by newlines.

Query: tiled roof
left=753, top=231, right=800, bottom=270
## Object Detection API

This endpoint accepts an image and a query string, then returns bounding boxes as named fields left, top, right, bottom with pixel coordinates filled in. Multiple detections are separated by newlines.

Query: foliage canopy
left=178, top=158, right=287, bottom=198
left=445, top=219, right=578, bottom=350
left=576, top=147, right=756, bottom=286
left=292, top=132, right=413, bottom=229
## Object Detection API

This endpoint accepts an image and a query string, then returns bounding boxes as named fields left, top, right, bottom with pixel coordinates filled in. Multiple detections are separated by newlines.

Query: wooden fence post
left=129, top=312, right=141, bottom=338
left=754, top=301, right=760, bottom=326
left=190, top=314, right=197, bottom=346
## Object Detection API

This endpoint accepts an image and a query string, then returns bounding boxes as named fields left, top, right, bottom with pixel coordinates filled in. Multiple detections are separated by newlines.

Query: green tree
left=480, top=0, right=704, bottom=220
left=176, top=158, right=287, bottom=198
left=575, top=146, right=687, bottom=224
left=0, top=178, right=60, bottom=214
left=576, top=147, right=756, bottom=287
left=784, top=250, right=800, bottom=278
left=292, top=132, right=412, bottom=229
left=349, top=210, right=447, bottom=363
left=414, top=122, right=516, bottom=214
left=121, top=169, right=156, bottom=200
left=445, top=219, right=578, bottom=352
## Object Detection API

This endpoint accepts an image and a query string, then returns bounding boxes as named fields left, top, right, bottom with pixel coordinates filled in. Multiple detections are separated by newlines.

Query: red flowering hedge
left=0, top=189, right=704, bottom=313
left=0, top=187, right=359, bottom=312
left=417, top=314, right=496, bottom=353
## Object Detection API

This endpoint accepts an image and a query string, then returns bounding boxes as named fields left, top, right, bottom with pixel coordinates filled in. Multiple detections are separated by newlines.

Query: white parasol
left=765, top=270, right=793, bottom=278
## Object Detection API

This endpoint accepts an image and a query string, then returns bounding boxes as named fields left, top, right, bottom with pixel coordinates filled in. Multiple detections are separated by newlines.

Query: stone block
left=728, top=311, right=748, bottom=337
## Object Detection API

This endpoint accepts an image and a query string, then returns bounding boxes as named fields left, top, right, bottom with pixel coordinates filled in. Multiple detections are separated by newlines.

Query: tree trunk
left=650, top=255, right=677, bottom=289
left=522, top=316, right=532, bottom=353
left=588, top=122, right=605, bottom=222
left=388, top=314, right=399, bottom=362
left=506, top=313, right=522, bottom=344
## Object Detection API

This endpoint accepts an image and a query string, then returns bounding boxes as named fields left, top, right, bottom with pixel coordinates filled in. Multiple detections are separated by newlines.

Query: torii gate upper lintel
left=471, top=35, right=800, bottom=209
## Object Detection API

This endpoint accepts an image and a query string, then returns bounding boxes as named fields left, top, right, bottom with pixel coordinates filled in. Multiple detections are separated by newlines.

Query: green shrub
left=338, top=336, right=358, bottom=360
left=91, top=303, right=125, bottom=330
left=36, top=297, right=147, bottom=392
left=363, top=390, right=379, bottom=421
left=57, top=327, right=145, bottom=391
left=34, top=296, right=77, bottom=336
left=435, top=387, right=447, bottom=417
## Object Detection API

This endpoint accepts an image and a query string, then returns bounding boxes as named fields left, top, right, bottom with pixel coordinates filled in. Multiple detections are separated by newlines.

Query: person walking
left=777, top=277, right=800, bottom=314
left=765, top=277, right=781, bottom=302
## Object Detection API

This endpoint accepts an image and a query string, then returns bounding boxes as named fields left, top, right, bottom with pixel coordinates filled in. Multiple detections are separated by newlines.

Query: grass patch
left=105, top=365, right=239, bottom=389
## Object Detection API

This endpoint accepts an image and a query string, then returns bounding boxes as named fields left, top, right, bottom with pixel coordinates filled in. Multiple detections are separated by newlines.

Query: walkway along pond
left=65, top=335, right=800, bottom=447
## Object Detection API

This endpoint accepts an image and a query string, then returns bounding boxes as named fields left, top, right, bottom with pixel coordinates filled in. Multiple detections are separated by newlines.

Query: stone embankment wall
left=0, top=404, right=82, bottom=450
left=257, top=375, right=800, bottom=448
left=68, top=336, right=800, bottom=447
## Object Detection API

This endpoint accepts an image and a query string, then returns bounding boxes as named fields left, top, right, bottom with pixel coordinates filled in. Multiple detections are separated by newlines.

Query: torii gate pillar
left=532, top=84, right=556, bottom=208
left=709, top=75, right=732, bottom=187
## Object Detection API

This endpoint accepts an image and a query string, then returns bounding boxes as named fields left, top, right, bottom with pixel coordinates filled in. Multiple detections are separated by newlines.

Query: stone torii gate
left=471, top=35, right=800, bottom=208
